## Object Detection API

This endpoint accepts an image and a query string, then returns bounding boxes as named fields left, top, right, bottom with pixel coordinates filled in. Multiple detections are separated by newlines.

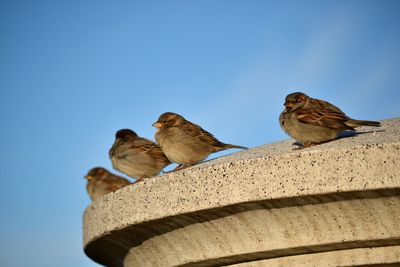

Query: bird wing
left=182, top=121, right=224, bottom=147
left=296, top=108, right=355, bottom=130
left=111, top=136, right=170, bottom=164
left=105, top=178, right=131, bottom=192
left=309, top=98, right=344, bottom=114
left=134, top=138, right=170, bottom=161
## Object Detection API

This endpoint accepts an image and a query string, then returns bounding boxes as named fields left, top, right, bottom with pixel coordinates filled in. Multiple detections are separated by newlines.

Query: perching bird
left=85, top=167, right=132, bottom=201
left=153, top=112, right=247, bottom=171
left=109, top=129, right=171, bottom=182
left=279, top=92, right=381, bottom=148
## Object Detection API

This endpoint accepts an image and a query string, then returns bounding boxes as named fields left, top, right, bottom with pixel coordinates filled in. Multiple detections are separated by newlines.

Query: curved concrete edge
left=229, top=246, right=400, bottom=267
left=124, top=196, right=400, bottom=266
left=83, top=118, right=400, bottom=266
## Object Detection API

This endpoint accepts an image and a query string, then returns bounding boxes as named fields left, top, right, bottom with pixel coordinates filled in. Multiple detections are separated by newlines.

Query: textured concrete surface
left=124, top=197, right=400, bottom=266
left=230, top=246, right=400, bottom=267
left=83, top=118, right=400, bottom=267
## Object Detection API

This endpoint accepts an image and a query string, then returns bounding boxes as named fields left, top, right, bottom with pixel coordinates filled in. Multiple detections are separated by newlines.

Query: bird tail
left=223, top=143, right=248, bottom=150
left=212, top=142, right=247, bottom=153
left=346, top=119, right=381, bottom=128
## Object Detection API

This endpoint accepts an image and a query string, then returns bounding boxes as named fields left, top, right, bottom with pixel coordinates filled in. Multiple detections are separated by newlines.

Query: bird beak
left=85, top=175, right=93, bottom=181
left=152, top=122, right=162, bottom=128
left=284, top=102, right=291, bottom=108
left=284, top=102, right=293, bottom=111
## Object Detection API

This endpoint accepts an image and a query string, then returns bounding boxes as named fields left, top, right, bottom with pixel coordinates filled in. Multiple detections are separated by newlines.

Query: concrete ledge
left=231, top=246, right=400, bottom=267
left=125, top=197, right=400, bottom=266
left=83, top=118, right=400, bottom=267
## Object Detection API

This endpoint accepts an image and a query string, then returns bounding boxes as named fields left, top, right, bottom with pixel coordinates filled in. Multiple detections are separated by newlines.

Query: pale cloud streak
left=202, top=10, right=363, bottom=142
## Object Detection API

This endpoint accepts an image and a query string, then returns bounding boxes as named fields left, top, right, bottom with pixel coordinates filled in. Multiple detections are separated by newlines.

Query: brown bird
left=153, top=112, right=247, bottom=171
left=109, top=129, right=171, bottom=182
left=279, top=92, right=381, bottom=148
left=85, top=167, right=132, bottom=201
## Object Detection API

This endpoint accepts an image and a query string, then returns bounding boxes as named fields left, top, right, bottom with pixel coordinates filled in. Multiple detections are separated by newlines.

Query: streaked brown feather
left=296, top=108, right=355, bottom=130
left=105, top=179, right=131, bottom=192
left=180, top=121, right=226, bottom=147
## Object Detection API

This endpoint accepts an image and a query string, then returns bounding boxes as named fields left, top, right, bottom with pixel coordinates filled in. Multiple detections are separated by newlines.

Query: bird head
left=284, top=92, right=310, bottom=112
left=85, top=167, right=107, bottom=181
left=152, top=112, right=186, bottom=129
left=115, top=129, right=137, bottom=139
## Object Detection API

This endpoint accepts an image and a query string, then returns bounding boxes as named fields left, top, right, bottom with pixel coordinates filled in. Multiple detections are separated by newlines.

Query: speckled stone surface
left=230, top=246, right=400, bottom=267
left=83, top=118, right=400, bottom=267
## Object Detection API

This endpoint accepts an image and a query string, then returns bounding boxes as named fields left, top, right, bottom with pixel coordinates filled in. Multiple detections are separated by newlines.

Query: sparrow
left=153, top=112, right=247, bottom=171
left=85, top=167, right=132, bottom=201
left=109, top=129, right=171, bottom=182
left=279, top=92, right=381, bottom=148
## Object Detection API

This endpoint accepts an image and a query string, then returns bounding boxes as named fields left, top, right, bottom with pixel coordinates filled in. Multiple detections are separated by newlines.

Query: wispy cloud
left=341, top=48, right=400, bottom=119
left=288, top=12, right=359, bottom=85
left=202, top=10, right=363, bottom=143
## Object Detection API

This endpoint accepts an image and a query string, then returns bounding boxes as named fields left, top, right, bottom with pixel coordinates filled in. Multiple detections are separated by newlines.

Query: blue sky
left=1, top=1, right=399, bottom=266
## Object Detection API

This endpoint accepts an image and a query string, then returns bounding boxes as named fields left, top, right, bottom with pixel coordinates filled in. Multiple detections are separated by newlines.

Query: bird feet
left=134, top=177, right=145, bottom=183
left=292, top=142, right=318, bottom=150
left=164, top=164, right=194, bottom=173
